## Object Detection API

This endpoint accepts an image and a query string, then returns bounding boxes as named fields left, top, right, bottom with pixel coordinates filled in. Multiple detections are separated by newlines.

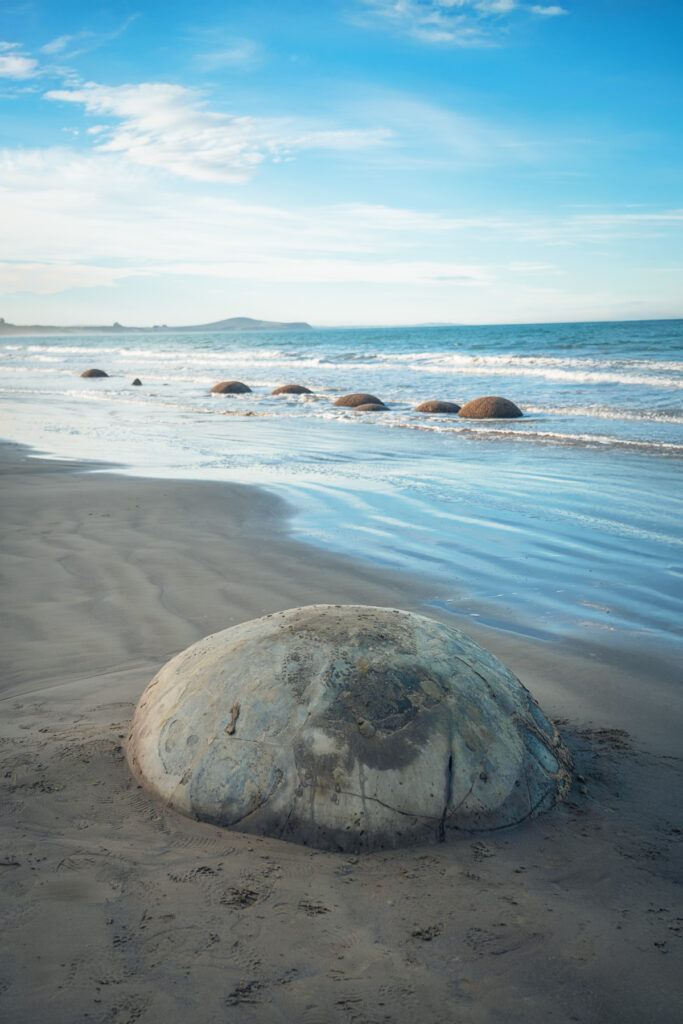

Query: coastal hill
left=0, top=316, right=312, bottom=336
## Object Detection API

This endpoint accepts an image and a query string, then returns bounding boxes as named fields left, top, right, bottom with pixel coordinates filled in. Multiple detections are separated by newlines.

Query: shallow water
left=2, top=319, right=682, bottom=652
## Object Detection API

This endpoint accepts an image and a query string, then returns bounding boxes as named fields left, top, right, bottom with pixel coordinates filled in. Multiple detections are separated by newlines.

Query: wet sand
left=1, top=442, right=681, bottom=1023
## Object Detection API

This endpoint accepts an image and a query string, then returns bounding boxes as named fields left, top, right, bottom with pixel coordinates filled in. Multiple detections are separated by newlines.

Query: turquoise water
left=2, top=319, right=682, bottom=650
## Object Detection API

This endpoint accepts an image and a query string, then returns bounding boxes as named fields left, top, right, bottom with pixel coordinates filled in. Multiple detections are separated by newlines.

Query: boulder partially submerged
left=415, top=401, right=461, bottom=414
left=211, top=380, right=252, bottom=394
left=334, top=393, right=386, bottom=408
left=271, top=384, right=313, bottom=395
left=80, top=368, right=108, bottom=378
left=458, top=396, right=523, bottom=419
left=354, top=403, right=387, bottom=412
left=127, top=605, right=571, bottom=852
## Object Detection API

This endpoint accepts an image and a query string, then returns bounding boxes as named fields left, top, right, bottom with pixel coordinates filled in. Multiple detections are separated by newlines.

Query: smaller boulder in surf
left=334, top=393, right=386, bottom=408
left=354, top=403, right=387, bottom=412
left=415, top=401, right=461, bottom=414
left=131, top=378, right=142, bottom=386
left=80, top=368, right=108, bottom=378
left=458, top=396, right=523, bottom=419
left=211, top=381, right=252, bottom=395
left=271, top=384, right=313, bottom=395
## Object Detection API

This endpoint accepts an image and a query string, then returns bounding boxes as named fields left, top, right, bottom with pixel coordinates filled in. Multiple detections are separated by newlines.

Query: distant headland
left=0, top=316, right=312, bottom=336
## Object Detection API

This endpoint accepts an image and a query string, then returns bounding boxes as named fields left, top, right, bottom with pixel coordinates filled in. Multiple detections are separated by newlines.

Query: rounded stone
left=334, top=393, right=386, bottom=408
left=415, top=401, right=461, bottom=414
left=271, top=384, right=313, bottom=395
left=127, top=605, right=571, bottom=852
left=80, top=368, right=108, bottom=378
left=353, top=403, right=387, bottom=412
left=211, top=380, right=252, bottom=394
left=458, top=396, right=523, bottom=419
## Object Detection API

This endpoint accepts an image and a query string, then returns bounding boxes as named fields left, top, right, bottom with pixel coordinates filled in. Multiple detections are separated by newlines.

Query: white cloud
left=351, top=0, right=568, bottom=43
left=479, top=1, right=518, bottom=12
left=352, top=2, right=488, bottom=46
left=0, top=146, right=495, bottom=297
left=530, top=6, right=568, bottom=15
left=0, top=41, right=38, bottom=78
left=44, top=81, right=393, bottom=183
left=1, top=145, right=679, bottom=302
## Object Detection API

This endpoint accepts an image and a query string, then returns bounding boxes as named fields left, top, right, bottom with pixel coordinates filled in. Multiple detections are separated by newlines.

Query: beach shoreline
left=1, top=442, right=681, bottom=1022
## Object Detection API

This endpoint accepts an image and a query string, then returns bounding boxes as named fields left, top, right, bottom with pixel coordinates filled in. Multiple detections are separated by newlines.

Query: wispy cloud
left=350, top=90, right=536, bottom=168
left=350, top=0, right=569, bottom=45
left=0, top=41, right=39, bottom=79
left=0, top=257, right=489, bottom=295
left=44, top=80, right=393, bottom=183
left=1, top=144, right=680, bottom=327
left=1, top=146, right=679, bottom=277
left=0, top=148, right=491, bottom=291
left=195, top=38, right=264, bottom=71
left=41, top=33, right=90, bottom=55
left=40, top=15, right=140, bottom=60
left=134, top=258, right=490, bottom=287
left=0, top=261, right=122, bottom=294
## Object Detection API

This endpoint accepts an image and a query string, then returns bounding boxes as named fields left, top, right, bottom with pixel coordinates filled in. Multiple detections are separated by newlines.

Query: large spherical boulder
left=80, top=368, right=108, bottom=378
left=271, top=384, right=313, bottom=395
left=211, top=381, right=252, bottom=394
left=415, top=401, right=461, bottom=414
left=334, top=393, right=386, bottom=408
left=458, top=396, right=522, bottom=419
left=127, top=605, right=571, bottom=852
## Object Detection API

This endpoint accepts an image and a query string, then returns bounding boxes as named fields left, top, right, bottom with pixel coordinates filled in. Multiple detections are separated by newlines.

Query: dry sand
left=1, top=442, right=681, bottom=1023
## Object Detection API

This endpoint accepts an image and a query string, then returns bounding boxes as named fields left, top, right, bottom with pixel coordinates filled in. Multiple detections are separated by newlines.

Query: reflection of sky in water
left=3, top=389, right=682, bottom=655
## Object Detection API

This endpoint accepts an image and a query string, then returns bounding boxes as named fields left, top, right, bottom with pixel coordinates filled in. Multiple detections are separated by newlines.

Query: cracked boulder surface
left=127, top=605, right=572, bottom=852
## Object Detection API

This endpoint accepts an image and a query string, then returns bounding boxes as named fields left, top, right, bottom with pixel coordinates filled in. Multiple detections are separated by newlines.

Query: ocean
left=2, top=318, right=682, bottom=654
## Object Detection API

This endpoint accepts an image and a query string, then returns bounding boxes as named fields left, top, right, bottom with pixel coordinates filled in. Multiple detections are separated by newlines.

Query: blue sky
left=1, top=0, right=682, bottom=325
